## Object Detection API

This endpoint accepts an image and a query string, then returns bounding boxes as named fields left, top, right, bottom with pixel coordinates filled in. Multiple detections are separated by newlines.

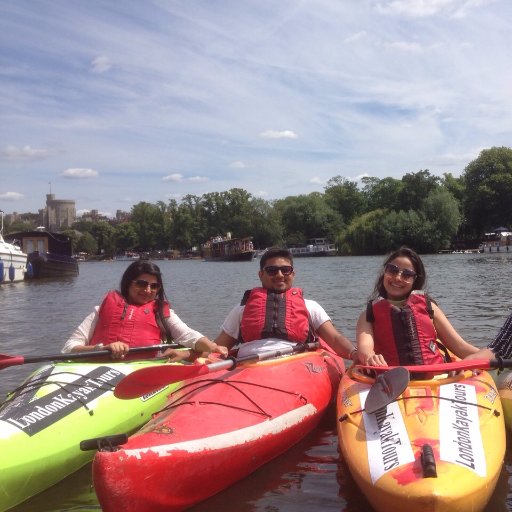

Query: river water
left=1, top=253, right=512, bottom=512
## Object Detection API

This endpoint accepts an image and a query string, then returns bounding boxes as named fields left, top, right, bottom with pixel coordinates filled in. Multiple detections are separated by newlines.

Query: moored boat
left=202, top=232, right=255, bottom=261
left=5, top=227, right=79, bottom=278
left=478, top=226, right=512, bottom=253
left=337, top=365, right=505, bottom=512
left=288, top=238, right=336, bottom=257
left=0, top=212, right=28, bottom=283
left=92, top=344, right=344, bottom=511
left=0, top=359, right=175, bottom=512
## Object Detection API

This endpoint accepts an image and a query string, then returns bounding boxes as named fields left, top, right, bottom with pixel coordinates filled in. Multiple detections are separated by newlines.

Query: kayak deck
left=0, top=359, right=175, bottom=512
left=337, top=366, right=505, bottom=512
left=92, top=349, right=344, bottom=511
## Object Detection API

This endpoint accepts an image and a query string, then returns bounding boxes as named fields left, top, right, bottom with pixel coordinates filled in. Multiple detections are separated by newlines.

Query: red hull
left=92, top=349, right=344, bottom=511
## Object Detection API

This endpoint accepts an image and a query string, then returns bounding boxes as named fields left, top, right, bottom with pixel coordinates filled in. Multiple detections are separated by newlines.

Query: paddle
left=114, top=341, right=320, bottom=400
left=0, top=343, right=180, bottom=370
left=364, top=367, right=410, bottom=414
left=357, top=358, right=512, bottom=374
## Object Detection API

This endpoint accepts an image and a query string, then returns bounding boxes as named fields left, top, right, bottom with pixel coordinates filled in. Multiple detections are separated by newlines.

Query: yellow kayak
left=337, top=365, right=505, bottom=512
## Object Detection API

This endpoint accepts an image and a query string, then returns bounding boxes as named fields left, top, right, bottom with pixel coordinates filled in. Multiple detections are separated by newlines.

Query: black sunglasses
left=132, top=279, right=161, bottom=291
left=384, top=263, right=417, bottom=282
left=263, top=265, right=294, bottom=276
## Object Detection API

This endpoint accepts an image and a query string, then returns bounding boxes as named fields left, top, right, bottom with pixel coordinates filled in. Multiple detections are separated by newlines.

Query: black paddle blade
left=364, top=367, right=410, bottom=414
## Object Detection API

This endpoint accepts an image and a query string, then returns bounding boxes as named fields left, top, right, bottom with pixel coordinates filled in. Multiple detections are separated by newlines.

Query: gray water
left=1, top=253, right=512, bottom=511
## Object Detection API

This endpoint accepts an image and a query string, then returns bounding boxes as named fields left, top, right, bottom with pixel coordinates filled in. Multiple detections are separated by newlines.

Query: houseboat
left=202, top=233, right=255, bottom=262
left=288, top=238, right=337, bottom=257
left=5, top=228, right=79, bottom=278
left=478, top=227, right=512, bottom=253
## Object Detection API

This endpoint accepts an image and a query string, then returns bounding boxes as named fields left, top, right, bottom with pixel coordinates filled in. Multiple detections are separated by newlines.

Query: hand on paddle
left=105, top=341, right=130, bottom=359
left=162, top=342, right=228, bottom=364
left=361, top=352, right=388, bottom=367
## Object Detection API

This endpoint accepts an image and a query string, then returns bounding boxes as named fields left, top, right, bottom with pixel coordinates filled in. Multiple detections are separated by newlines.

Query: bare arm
left=432, top=303, right=479, bottom=358
left=214, top=330, right=238, bottom=352
left=356, top=311, right=388, bottom=366
left=315, top=320, right=358, bottom=361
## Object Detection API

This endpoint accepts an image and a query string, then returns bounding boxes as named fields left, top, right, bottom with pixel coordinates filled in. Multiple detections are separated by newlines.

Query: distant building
left=116, top=210, right=131, bottom=222
left=40, top=194, right=76, bottom=231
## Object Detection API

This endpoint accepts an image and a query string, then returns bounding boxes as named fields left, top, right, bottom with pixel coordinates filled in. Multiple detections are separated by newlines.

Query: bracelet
left=347, top=347, right=358, bottom=359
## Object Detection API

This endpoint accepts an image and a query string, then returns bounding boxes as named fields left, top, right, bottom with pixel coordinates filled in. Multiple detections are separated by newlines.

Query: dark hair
left=120, top=260, right=167, bottom=303
left=260, top=247, right=294, bottom=270
left=371, top=246, right=426, bottom=299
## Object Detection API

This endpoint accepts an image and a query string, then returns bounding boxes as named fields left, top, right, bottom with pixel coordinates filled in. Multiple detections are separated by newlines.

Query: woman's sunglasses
left=384, top=263, right=417, bottom=282
left=132, top=279, right=161, bottom=291
left=263, top=265, right=294, bottom=276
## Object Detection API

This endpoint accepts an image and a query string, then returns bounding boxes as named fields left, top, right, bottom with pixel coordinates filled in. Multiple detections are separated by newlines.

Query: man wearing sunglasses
left=214, top=247, right=357, bottom=360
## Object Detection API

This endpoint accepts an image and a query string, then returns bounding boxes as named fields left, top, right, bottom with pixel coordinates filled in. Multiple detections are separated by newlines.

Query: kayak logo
left=304, top=362, right=324, bottom=374
left=0, top=367, right=124, bottom=436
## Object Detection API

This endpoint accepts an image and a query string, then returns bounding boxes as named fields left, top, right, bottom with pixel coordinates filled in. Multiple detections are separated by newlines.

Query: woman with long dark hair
left=62, top=260, right=225, bottom=360
left=356, top=247, right=479, bottom=367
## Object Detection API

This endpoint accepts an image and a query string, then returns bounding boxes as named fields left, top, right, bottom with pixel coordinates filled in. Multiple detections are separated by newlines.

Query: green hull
left=0, top=359, right=175, bottom=511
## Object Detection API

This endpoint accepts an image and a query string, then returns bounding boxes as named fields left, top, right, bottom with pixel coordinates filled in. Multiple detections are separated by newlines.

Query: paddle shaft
left=357, top=358, right=512, bottom=373
left=0, top=343, right=181, bottom=369
left=114, top=341, right=321, bottom=399
left=206, top=341, right=321, bottom=374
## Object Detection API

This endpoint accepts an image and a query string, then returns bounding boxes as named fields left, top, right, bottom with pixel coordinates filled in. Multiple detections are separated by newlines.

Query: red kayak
left=92, top=345, right=344, bottom=511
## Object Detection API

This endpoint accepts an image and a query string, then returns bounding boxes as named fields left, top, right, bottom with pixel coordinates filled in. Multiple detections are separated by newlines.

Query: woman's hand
left=106, top=341, right=130, bottom=359
left=163, top=348, right=193, bottom=363
left=363, top=352, right=388, bottom=367
left=209, top=343, right=228, bottom=358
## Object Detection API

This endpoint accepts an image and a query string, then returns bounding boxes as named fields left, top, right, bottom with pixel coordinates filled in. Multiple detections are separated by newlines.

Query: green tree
left=462, top=146, right=512, bottom=234
left=361, top=176, right=403, bottom=211
left=274, top=192, right=343, bottom=244
left=422, top=188, right=461, bottom=251
left=113, top=223, right=138, bottom=254
left=75, top=232, right=98, bottom=255
left=324, top=176, right=366, bottom=224
left=131, top=202, right=164, bottom=251
left=91, top=221, right=115, bottom=256
left=398, top=170, right=440, bottom=211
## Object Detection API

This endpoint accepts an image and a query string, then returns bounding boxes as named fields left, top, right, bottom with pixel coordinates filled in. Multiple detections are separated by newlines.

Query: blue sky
left=1, top=0, right=511, bottom=217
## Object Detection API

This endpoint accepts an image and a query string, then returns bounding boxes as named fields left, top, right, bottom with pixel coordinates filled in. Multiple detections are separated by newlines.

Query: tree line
left=7, top=146, right=512, bottom=256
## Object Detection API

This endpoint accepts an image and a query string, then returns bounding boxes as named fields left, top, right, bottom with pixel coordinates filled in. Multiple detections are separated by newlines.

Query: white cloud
left=310, top=177, right=325, bottom=184
left=259, top=130, right=298, bottom=140
left=188, top=176, right=209, bottom=183
left=162, top=173, right=184, bottom=182
left=229, top=161, right=247, bottom=169
left=0, top=145, right=49, bottom=160
left=91, top=55, right=112, bottom=73
left=0, top=192, right=24, bottom=201
left=61, top=168, right=99, bottom=179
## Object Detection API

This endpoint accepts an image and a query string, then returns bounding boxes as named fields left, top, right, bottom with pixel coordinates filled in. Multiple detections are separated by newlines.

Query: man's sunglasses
left=263, top=265, right=294, bottom=276
left=132, top=279, right=161, bottom=291
left=384, top=263, right=417, bottom=282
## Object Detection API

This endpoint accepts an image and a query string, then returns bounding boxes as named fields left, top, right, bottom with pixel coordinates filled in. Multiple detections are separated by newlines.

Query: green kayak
left=0, top=359, right=175, bottom=511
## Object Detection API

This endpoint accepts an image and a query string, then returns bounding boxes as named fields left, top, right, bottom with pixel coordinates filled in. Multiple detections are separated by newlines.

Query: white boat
left=0, top=211, right=28, bottom=283
left=478, top=227, right=512, bottom=253
left=288, top=238, right=337, bottom=257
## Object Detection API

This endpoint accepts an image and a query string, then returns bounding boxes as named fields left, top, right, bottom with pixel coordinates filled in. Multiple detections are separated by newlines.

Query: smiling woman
left=355, top=246, right=481, bottom=367
left=60, top=260, right=226, bottom=361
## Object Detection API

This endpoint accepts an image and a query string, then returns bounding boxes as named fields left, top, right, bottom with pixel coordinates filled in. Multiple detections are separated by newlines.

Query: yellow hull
left=337, top=367, right=505, bottom=512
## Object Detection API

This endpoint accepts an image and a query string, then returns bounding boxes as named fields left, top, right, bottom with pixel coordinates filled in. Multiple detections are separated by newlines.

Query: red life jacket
left=89, top=291, right=170, bottom=357
left=367, top=291, right=445, bottom=366
left=239, top=287, right=315, bottom=343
